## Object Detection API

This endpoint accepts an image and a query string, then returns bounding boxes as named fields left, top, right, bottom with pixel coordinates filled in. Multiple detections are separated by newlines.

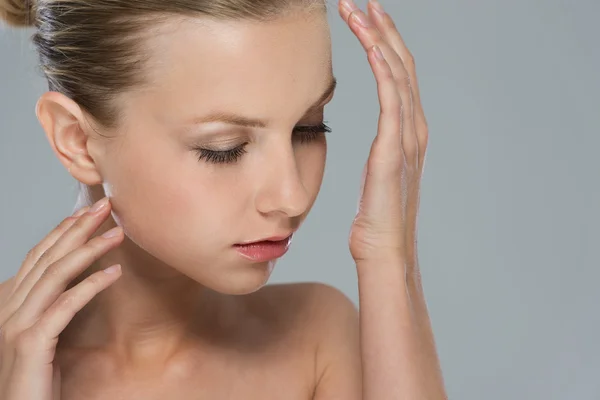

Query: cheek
left=105, top=135, right=184, bottom=217
left=102, top=135, right=229, bottom=264
left=298, top=139, right=327, bottom=201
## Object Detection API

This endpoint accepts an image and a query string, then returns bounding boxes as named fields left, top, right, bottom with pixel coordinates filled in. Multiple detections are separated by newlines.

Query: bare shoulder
left=254, top=282, right=358, bottom=328
left=244, top=281, right=360, bottom=347
left=255, top=282, right=362, bottom=399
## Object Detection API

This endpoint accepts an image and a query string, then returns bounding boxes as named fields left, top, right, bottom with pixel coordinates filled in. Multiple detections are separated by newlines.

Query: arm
left=333, top=0, right=447, bottom=398
left=309, top=266, right=445, bottom=400
left=356, top=258, right=446, bottom=399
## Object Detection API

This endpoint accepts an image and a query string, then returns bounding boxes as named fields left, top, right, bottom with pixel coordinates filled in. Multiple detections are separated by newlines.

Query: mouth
left=235, top=232, right=294, bottom=246
left=233, top=234, right=294, bottom=262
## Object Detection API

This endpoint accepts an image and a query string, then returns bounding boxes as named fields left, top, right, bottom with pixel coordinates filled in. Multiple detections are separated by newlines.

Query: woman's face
left=89, top=11, right=335, bottom=294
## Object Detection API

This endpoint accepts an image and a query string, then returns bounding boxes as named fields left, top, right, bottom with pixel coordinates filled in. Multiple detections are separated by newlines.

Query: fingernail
left=351, top=10, right=372, bottom=28
left=369, top=0, right=386, bottom=16
left=89, top=197, right=109, bottom=214
left=341, top=0, right=358, bottom=15
left=72, top=206, right=90, bottom=217
left=101, top=226, right=121, bottom=238
left=373, top=45, right=385, bottom=61
left=103, top=264, right=121, bottom=274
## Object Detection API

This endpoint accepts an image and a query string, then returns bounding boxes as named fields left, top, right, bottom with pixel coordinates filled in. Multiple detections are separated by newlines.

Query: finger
left=338, top=1, right=419, bottom=169
left=38, top=265, right=122, bottom=340
left=367, top=1, right=421, bottom=110
left=8, top=226, right=123, bottom=330
left=14, top=198, right=110, bottom=296
left=0, top=210, right=87, bottom=324
left=366, top=0, right=428, bottom=169
left=357, top=46, right=409, bottom=234
left=365, top=45, right=404, bottom=176
left=339, top=0, right=409, bottom=96
left=12, top=206, right=90, bottom=291
left=17, top=265, right=121, bottom=355
left=3, top=198, right=111, bottom=322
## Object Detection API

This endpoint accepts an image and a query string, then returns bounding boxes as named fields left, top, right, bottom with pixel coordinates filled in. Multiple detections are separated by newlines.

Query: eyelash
left=194, top=122, right=332, bottom=165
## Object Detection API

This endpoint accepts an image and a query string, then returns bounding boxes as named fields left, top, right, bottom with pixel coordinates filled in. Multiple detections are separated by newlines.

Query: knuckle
left=86, top=237, right=109, bottom=252
left=396, top=74, right=411, bottom=89
left=60, top=215, right=75, bottom=224
left=51, top=216, right=73, bottom=236
left=54, top=219, right=66, bottom=231
left=380, top=106, right=402, bottom=126
left=0, top=324, right=18, bottom=345
left=405, top=151, right=419, bottom=171
left=69, top=213, right=85, bottom=226
left=379, top=61, right=394, bottom=80
left=55, top=292, right=77, bottom=311
left=24, top=247, right=40, bottom=264
left=37, top=248, right=55, bottom=266
left=14, top=328, right=45, bottom=354
left=86, top=274, right=102, bottom=287
left=39, top=263, right=61, bottom=280
left=14, top=330, right=35, bottom=350
left=61, top=216, right=85, bottom=236
left=403, top=136, right=417, bottom=153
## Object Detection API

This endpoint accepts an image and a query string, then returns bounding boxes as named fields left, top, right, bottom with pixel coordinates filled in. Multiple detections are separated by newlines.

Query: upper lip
left=236, top=232, right=294, bottom=245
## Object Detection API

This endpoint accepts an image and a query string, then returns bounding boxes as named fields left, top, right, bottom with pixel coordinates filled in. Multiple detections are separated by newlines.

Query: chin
left=192, top=259, right=279, bottom=296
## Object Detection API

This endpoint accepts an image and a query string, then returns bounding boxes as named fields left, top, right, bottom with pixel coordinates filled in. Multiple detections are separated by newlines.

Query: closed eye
left=194, top=121, right=332, bottom=165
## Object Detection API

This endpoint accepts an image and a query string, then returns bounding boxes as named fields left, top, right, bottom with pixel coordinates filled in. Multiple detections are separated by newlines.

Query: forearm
left=356, top=258, right=446, bottom=400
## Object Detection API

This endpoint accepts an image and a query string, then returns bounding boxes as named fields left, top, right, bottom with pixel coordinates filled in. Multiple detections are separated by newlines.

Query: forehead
left=138, top=12, right=333, bottom=125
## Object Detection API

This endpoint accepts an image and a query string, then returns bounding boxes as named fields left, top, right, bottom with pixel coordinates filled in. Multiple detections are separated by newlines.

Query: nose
left=254, top=143, right=311, bottom=218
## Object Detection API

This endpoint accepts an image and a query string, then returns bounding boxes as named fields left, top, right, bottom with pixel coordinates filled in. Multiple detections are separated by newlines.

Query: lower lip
left=234, top=236, right=292, bottom=262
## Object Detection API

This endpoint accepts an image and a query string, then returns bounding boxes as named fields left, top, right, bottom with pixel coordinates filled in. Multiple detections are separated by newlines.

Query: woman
left=0, top=0, right=447, bottom=398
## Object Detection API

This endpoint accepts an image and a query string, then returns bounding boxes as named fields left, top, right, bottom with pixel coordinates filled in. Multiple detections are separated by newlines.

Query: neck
left=59, top=186, right=241, bottom=367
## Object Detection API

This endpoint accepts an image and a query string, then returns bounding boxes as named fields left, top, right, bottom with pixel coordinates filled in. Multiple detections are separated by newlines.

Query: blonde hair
left=0, top=0, right=327, bottom=130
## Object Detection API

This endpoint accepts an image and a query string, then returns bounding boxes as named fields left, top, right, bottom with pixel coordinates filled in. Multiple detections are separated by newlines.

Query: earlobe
left=35, top=92, right=103, bottom=185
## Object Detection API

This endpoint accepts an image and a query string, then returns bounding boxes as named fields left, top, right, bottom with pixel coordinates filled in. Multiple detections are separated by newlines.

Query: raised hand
left=339, top=1, right=446, bottom=398
left=0, top=197, right=123, bottom=400
left=343, top=0, right=428, bottom=271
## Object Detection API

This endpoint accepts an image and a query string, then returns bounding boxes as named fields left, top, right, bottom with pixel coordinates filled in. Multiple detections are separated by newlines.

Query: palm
left=340, top=0, right=429, bottom=268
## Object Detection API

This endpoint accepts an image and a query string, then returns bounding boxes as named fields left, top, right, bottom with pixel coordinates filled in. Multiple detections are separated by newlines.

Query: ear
left=35, top=91, right=103, bottom=185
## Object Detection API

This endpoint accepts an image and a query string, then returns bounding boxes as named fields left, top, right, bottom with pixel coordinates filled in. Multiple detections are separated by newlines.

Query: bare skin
left=0, top=252, right=357, bottom=399
left=0, top=0, right=446, bottom=399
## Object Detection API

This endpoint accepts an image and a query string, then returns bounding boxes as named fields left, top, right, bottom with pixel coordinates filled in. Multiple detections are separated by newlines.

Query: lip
left=233, top=234, right=293, bottom=262
left=235, top=232, right=294, bottom=246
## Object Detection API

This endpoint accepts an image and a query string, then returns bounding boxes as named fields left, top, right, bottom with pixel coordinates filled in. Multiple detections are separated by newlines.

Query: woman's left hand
left=343, top=0, right=428, bottom=270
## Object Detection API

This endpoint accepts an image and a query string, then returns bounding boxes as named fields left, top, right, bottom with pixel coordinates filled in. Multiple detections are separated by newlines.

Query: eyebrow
left=187, top=76, right=337, bottom=129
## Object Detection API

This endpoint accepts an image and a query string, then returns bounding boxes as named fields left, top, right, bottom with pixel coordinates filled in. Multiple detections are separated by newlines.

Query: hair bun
left=0, top=0, right=35, bottom=27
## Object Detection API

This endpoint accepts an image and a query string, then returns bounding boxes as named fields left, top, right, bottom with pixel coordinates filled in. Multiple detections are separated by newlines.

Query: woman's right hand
left=0, top=197, right=124, bottom=400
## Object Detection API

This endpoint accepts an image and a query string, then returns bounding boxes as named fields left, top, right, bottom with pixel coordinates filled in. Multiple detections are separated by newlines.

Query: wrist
left=353, top=249, right=407, bottom=265
left=355, top=256, right=425, bottom=294
left=354, top=254, right=409, bottom=271
left=355, top=256, right=409, bottom=286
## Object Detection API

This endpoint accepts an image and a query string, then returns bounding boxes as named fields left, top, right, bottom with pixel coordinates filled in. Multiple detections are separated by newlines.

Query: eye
left=293, top=122, right=332, bottom=145
left=193, top=121, right=332, bottom=165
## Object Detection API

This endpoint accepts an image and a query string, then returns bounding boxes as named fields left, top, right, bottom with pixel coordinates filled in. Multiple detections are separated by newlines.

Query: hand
left=0, top=197, right=123, bottom=400
left=342, top=0, right=428, bottom=268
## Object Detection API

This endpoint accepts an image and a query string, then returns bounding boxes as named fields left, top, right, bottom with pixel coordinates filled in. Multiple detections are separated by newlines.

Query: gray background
left=1, top=0, right=599, bottom=398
